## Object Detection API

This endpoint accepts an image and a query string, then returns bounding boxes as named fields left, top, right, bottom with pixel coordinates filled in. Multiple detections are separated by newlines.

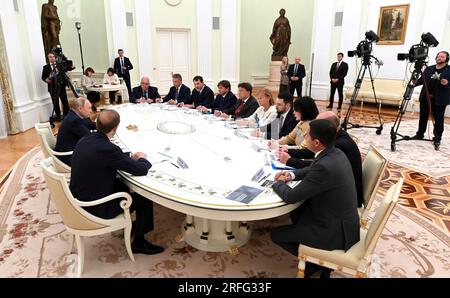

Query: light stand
left=75, top=22, right=85, bottom=74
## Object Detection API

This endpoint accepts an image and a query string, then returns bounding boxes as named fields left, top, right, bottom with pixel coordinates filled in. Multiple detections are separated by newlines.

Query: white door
left=156, top=29, right=191, bottom=95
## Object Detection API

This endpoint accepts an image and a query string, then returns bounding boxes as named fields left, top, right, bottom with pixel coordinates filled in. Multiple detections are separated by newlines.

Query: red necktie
left=235, top=101, right=245, bottom=115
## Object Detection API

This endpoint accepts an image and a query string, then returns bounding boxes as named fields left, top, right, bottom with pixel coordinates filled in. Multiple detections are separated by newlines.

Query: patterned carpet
left=0, top=143, right=449, bottom=278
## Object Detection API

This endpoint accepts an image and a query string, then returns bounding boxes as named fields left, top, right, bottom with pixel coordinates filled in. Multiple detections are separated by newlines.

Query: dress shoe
left=326, top=105, right=333, bottom=109
left=131, top=240, right=164, bottom=255
left=433, top=140, right=441, bottom=151
left=410, top=134, right=424, bottom=140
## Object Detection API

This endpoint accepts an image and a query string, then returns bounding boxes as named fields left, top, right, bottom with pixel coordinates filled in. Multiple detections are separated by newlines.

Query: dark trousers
left=109, top=91, right=118, bottom=104
left=86, top=91, right=101, bottom=105
left=289, top=84, right=302, bottom=98
left=270, top=208, right=303, bottom=257
left=329, top=83, right=344, bottom=108
left=50, top=85, right=69, bottom=116
left=417, top=98, right=448, bottom=142
left=279, top=84, right=289, bottom=95
left=120, top=74, right=132, bottom=98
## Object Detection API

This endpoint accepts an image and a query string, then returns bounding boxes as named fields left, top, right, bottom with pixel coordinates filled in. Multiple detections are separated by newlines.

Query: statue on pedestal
left=41, top=0, right=61, bottom=61
left=270, top=9, right=291, bottom=61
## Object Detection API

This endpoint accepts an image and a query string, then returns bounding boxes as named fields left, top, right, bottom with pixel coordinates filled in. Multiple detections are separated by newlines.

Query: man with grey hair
left=54, top=97, right=96, bottom=166
left=131, top=76, right=161, bottom=104
left=278, top=111, right=364, bottom=207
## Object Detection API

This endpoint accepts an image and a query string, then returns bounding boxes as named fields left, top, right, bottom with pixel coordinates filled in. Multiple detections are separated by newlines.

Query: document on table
left=225, top=186, right=264, bottom=204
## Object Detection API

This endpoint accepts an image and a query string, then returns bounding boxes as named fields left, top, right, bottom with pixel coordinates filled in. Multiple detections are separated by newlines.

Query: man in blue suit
left=163, top=73, right=191, bottom=105
left=411, top=51, right=450, bottom=150
left=54, top=97, right=96, bottom=166
left=131, top=76, right=161, bottom=104
left=70, top=110, right=164, bottom=255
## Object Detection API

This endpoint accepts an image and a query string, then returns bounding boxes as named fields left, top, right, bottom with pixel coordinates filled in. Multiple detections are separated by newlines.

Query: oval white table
left=112, top=104, right=300, bottom=254
left=87, top=83, right=128, bottom=103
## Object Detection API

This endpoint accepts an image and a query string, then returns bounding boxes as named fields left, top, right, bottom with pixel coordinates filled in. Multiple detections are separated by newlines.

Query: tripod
left=49, top=70, right=78, bottom=128
left=341, top=54, right=384, bottom=135
left=390, top=61, right=432, bottom=152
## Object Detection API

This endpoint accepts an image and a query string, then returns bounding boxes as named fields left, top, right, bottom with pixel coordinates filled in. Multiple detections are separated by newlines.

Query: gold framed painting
left=376, top=4, right=410, bottom=45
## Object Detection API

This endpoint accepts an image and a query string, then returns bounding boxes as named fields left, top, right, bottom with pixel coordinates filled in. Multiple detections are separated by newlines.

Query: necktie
left=279, top=115, right=285, bottom=135
left=121, top=58, right=124, bottom=73
left=144, top=90, right=148, bottom=99
left=175, top=87, right=179, bottom=100
left=235, top=101, right=245, bottom=115
left=294, top=64, right=298, bottom=75
left=336, top=62, right=340, bottom=70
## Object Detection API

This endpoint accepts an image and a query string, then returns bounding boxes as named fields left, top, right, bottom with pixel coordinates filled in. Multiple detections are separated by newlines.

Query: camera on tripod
left=348, top=30, right=380, bottom=58
left=397, top=32, right=439, bottom=63
left=52, top=45, right=75, bottom=73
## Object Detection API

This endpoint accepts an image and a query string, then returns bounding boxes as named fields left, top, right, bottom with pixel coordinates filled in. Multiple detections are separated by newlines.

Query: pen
left=170, top=162, right=180, bottom=169
left=258, top=173, right=270, bottom=183
left=158, top=152, right=173, bottom=159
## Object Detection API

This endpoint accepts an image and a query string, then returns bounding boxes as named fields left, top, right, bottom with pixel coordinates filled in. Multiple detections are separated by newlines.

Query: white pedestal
left=266, top=61, right=283, bottom=92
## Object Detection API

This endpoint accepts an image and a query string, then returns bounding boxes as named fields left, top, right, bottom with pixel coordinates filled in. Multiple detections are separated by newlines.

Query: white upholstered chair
left=35, top=122, right=72, bottom=174
left=40, top=157, right=135, bottom=277
left=297, top=178, right=403, bottom=278
left=348, top=133, right=359, bottom=144
left=360, top=146, right=389, bottom=227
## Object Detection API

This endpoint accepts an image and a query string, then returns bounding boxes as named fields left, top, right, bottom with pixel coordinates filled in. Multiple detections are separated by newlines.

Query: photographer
left=411, top=51, right=450, bottom=149
left=41, top=52, right=70, bottom=119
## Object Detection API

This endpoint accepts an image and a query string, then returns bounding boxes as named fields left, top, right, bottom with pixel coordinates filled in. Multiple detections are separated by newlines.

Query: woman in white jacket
left=236, top=88, right=277, bottom=128
left=103, top=68, right=121, bottom=104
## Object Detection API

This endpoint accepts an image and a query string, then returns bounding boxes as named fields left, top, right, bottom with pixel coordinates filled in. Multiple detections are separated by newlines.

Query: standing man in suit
left=114, top=49, right=134, bottom=98
left=278, top=111, right=364, bottom=208
left=271, top=119, right=360, bottom=277
left=410, top=51, right=450, bottom=150
left=220, top=83, right=259, bottom=120
left=179, top=76, right=214, bottom=109
left=327, top=52, right=349, bottom=110
left=131, top=76, right=161, bottom=104
left=163, top=74, right=191, bottom=105
left=55, top=97, right=96, bottom=166
left=198, top=80, right=237, bottom=115
left=41, top=52, right=69, bottom=119
left=287, top=56, right=306, bottom=98
left=257, top=93, right=298, bottom=139
left=70, top=110, right=164, bottom=255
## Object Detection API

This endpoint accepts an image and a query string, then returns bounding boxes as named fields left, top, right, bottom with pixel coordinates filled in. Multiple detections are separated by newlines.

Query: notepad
left=225, top=186, right=264, bottom=204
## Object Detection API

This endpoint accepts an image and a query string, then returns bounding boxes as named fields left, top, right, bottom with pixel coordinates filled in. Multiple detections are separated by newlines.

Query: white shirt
left=246, top=105, right=277, bottom=127
left=103, top=73, right=120, bottom=85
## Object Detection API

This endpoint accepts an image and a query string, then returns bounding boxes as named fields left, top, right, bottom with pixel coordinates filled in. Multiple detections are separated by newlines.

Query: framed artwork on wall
left=376, top=4, right=410, bottom=45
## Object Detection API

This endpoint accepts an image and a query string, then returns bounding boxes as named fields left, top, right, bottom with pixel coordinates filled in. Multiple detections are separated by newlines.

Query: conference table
left=112, top=103, right=300, bottom=254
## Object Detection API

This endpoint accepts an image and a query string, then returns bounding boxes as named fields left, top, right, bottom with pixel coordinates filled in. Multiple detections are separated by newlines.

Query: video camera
left=397, top=32, right=439, bottom=63
left=348, top=30, right=380, bottom=58
left=52, top=45, right=75, bottom=73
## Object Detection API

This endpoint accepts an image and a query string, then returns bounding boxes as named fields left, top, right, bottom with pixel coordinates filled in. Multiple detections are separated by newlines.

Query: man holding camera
left=41, top=52, right=70, bottom=120
left=411, top=51, right=450, bottom=150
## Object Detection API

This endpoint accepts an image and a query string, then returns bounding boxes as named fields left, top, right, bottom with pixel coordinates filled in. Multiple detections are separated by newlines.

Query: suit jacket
left=186, top=85, right=215, bottom=108
left=287, top=63, right=306, bottom=86
left=163, top=84, right=191, bottom=103
left=113, top=57, right=133, bottom=78
left=329, top=61, right=349, bottom=86
left=41, top=64, right=67, bottom=93
left=232, top=96, right=260, bottom=119
left=54, top=110, right=96, bottom=166
left=416, top=64, right=450, bottom=106
left=261, top=109, right=299, bottom=139
left=272, top=146, right=360, bottom=251
left=287, top=129, right=364, bottom=207
left=131, top=86, right=161, bottom=103
left=70, top=132, right=151, bottom=219
left=211, top=92, right=238, bottom=115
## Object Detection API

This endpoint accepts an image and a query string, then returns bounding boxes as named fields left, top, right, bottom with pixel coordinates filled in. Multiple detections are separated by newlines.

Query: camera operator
left=41, top=52, right=70, bottom=119
left=411, top=51, right=450, bottom=149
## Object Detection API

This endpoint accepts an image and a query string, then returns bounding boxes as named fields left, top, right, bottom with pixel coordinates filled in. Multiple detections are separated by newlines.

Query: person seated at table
left=254, top=93, right=298, bottom=140
left=163, top=73, right=191, bottom=105
left=268, top=96, right=319, bottom=150
left=178, top=76, right=214, bottom=109
left=198, top=80, right=237, bottom=115
left=54, top=97, right=96, bottom=166
left=103, top=68, right=121, bottom=105
left=131, top=76, right=162, bottom=104
left=278, top=111, right=364, bottom=207
left=70, top=109, right=164, bottom=255
left=81, top=67, right=101, bottom=112
left=220, top=83, right=259, bottom=120
left=270, top=119, right=360, bottom=278
left=235, top=88, right=277, bottom=128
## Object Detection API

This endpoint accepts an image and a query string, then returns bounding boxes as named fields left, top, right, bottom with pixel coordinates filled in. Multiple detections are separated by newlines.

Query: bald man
left=131, top=76, right=161, bottom=104
left=287, top=56, right=306, bottom=98
left=278, top=111, right=364, bottom=207
left=70, top=109, right=164, bottom=255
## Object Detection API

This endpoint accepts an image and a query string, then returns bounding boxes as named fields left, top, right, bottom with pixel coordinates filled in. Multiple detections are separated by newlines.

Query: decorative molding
left=221, top=0, right=238, bottom=92
left=197, top=0, right=213, bottom=83
left=134, top=0, right=153, bottom=80
left=251, top=74, right=269, bottom=88
left=109, top=0, right=128, bottom=54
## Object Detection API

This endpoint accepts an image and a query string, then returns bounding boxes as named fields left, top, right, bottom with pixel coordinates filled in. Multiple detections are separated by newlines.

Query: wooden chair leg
left=75, top=235, right=85, bottom=277
left=124, top=223, right=135, bottom=262
left=297, top=257, right=306, bottom=278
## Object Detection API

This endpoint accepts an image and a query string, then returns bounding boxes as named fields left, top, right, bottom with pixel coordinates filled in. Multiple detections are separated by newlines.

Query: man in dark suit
left=70, top=110, right=164, bottom=255
left=41, top=52, right=70, bottom=119
left=278, top=111, right=364, bottom=207
left=220, top=82, right=259, bottom=120
left=131, top=76, right=161, bottom=104
left=198, top=80, right=237, bottom=115
left=54, top=97, right=96, bottom=166
left=287, top=56, right=306, bottom=98
left=114, top=49, right=134, bottom=98
left=327, top=52, right=349, bottom=110
left=259, top=92, right=298, bottom=139
left=271, top=119, right=360, bottom=278
left=163, top=73, right=191, bottom=105
left=411, top=51, right=450, bottom=150
left=179, top=76, right=214, bottom=109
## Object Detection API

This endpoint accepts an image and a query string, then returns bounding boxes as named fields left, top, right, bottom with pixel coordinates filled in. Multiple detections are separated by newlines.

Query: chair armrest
left=50, top=149, right=73, bottom=157
left=73, top=192, right=132, bottom=210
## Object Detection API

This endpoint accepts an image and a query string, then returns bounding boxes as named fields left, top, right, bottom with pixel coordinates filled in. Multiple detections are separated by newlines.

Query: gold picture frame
left=376, top=4, right=410, bottom=45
